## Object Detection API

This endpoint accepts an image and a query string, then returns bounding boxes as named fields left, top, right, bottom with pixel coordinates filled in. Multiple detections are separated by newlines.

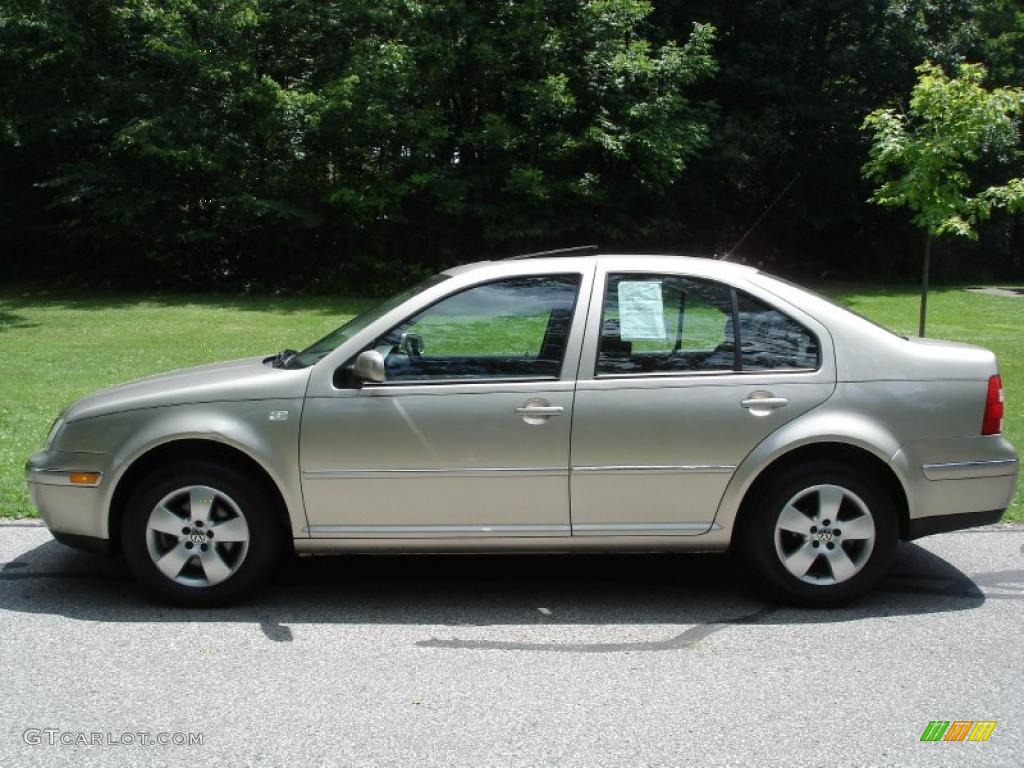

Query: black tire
left=739, top=460, right=898, bottom=608
left=121, top=461, right=282, bottom=607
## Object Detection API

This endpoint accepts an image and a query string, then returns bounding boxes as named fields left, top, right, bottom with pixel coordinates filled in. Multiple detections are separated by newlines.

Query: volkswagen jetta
left=27, top=249, right=1019, bottom=607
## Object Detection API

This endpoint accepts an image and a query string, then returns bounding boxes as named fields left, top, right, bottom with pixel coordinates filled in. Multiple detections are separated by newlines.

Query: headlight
left=44, top=413, right=66, bottom=450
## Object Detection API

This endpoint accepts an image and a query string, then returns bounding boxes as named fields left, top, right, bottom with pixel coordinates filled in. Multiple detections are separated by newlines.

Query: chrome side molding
left=302, top=467, right=566, bottom=479
left=922, top=458, right=1018, bottom=481
left=306, top=524, right=571, bottom=537
left=571, top=464, right=735, bottom=475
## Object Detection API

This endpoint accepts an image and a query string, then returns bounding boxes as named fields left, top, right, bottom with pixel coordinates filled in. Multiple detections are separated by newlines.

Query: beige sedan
left=27, top=248, right=1019, bottom=607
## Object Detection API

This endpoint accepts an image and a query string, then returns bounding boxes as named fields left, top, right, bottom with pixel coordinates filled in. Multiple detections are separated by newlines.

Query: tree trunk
left=918, top=233, right=932, bottom=337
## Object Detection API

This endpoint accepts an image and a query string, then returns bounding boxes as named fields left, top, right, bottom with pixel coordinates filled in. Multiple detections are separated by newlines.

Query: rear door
left=569, top=261, right=836, bottom=536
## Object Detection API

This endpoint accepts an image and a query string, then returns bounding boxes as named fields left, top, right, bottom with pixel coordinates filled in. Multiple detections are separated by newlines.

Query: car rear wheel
left=740, top=460, right=898, bottom=607
left=121, top=462, right=281, bottom=606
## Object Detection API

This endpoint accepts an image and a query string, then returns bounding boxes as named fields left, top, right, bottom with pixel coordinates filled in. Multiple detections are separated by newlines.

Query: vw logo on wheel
left=189, top=530, right=207, bottom=545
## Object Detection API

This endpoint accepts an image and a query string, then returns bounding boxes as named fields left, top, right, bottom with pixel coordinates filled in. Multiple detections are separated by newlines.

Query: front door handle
left=740, top=393, right=789, bottom=413
left=515, top=399, right=564, bottom=424
left=515, top=406, right=564, bottom=416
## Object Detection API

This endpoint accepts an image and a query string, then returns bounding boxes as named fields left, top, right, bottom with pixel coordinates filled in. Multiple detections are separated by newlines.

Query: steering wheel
left=400, top=331, right=424, bottom=359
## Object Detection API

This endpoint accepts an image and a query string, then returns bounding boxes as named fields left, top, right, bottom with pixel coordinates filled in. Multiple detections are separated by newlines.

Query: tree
left=308, top=1, right=718, bottom=270
left=652, top=0, right=1009, bottom=266
left=0, top=0, right=717, bottom=289
left=4, top=2, right=1024, bottom=289
left=862, top=61, right=1024, bottom=335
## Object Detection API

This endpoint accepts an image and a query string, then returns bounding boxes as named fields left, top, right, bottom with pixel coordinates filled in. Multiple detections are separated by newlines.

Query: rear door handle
left=740, top=394, right=789, bottom=411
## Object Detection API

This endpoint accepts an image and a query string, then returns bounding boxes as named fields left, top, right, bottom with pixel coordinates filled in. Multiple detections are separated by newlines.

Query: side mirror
left=352, top=349, right=386, bottom=384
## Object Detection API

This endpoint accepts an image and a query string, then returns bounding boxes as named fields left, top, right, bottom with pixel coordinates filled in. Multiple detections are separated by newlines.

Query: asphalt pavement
left=1, top=520, right=1022, bottom=767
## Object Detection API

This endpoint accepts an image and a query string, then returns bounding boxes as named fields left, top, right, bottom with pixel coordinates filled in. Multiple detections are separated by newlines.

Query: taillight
left=981, top=374, right=1004, bottom=435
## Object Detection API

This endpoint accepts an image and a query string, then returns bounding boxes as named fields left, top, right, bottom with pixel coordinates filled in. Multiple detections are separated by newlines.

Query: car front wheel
left=740, top=460, right=898, bottom=607
left=121, top=462, right=281, bottom=606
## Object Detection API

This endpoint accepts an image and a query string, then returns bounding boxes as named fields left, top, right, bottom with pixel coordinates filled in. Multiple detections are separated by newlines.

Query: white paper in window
left=617, top=281, right=666, bottom=340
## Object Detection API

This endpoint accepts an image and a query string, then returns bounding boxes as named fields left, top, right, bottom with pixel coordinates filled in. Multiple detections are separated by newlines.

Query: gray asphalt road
left=1, top=521, right=1022, bottom=768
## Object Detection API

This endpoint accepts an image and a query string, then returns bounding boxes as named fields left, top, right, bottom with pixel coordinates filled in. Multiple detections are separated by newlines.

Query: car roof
left=443, top=253, right=758, bottom=278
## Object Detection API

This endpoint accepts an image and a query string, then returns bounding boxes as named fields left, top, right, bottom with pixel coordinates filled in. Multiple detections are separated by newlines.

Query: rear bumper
left=906, top=508, right=1005, bottom=540
left=891, top=436, right=1018, bottom=528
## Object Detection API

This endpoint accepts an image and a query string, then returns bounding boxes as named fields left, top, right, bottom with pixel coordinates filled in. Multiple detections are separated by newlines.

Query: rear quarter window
left=735, top=291, right=820, bottom=370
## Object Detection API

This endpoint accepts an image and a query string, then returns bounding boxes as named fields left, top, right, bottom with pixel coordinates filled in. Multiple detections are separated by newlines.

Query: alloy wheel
left=773, top=483, right=876, bottom=586
left=144, top=485, right=250, bottom=588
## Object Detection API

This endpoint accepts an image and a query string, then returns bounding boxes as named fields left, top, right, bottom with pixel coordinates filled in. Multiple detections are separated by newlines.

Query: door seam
left=567, top=261, right=599, bottom=535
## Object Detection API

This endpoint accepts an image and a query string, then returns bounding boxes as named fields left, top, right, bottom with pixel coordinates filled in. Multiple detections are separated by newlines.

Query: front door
left=570, top=267, right=836, bottom=536
left=300, top=272, right=588, bottom=538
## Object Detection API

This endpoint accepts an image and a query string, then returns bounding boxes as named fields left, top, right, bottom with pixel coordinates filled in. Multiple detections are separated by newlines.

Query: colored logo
left=920, top=721, right=997, bottom=742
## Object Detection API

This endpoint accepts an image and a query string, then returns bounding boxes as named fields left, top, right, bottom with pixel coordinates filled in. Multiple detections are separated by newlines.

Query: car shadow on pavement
left=2, top=535, right=1020, bottom=652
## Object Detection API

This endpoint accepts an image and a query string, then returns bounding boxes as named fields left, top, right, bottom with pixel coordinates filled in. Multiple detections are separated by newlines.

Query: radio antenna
left=721, top=171, right=801, bottom=261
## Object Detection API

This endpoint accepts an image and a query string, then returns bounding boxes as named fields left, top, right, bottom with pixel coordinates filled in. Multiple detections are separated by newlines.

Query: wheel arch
left=716, top=411, right=917, bottom=544
left=728, top=441, right=911, bottom=545
left=107, top=438, right=293, bottom=555
left=737, top=442, right=913, bottom=536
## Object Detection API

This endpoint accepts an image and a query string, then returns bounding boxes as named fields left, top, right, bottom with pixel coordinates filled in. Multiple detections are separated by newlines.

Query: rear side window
left=735, top=292, right=819, bottom=370
left=597, top=274, right=735, bottom=375
left=597, top=273, right=818, bottom=376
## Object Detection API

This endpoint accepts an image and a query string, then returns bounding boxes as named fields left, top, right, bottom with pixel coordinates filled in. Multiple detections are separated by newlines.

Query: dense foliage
left=2, top=1, right=1022, bottom=290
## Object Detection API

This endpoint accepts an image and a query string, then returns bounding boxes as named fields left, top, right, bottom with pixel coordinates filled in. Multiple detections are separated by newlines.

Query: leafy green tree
left=0, top=0, right=716, bottom=288
left=3, top=1, right=1024, bottom=289
left=314, top=2, right=716, bottom=268
left=862, top=61, right=1024, bottom=335
left=652, top=0, right=1008, bottom=264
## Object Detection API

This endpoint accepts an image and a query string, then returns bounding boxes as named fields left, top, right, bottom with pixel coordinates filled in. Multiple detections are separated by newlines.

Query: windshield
left=286, top=274, right=451, bottom=368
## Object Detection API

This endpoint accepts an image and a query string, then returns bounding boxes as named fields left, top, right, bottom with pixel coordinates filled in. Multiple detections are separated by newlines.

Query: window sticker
left=617, top=281, right=667, bottom=340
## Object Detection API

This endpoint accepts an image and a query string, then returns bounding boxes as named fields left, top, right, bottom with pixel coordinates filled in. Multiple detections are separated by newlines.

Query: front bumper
left=26, top=449, right=117, bottom=549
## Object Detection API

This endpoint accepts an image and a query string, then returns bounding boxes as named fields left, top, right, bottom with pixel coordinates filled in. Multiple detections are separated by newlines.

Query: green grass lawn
left=1, top=283, right=1020, bottom=521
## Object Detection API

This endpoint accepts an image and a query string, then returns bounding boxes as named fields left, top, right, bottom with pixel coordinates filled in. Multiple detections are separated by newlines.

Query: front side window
left=597, top=273, right=818, bottom=376
left=366, top=274, right=582, bottom=382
